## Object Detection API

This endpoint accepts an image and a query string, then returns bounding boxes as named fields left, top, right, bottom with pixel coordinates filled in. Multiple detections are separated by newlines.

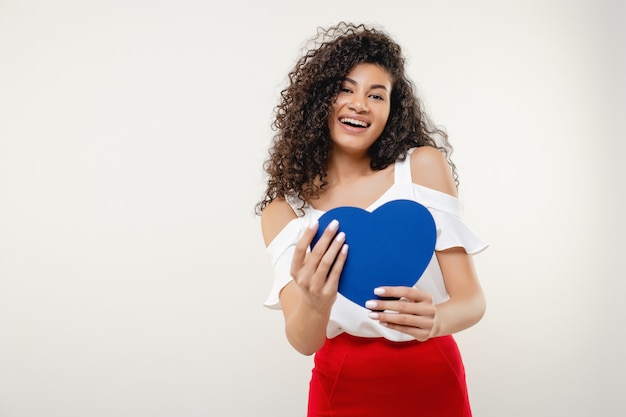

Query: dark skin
left=262, top=64, right=485, bottom=355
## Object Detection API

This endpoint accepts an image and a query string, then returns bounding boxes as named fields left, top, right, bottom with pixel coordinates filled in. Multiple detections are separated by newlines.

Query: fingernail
left=335, top=232, right=346, bottom=242
left=328, top=219, right=339, bottom=231
left=374, top=287, right=385, bottom=295
left=368, top=312, right=379, bottom=319
left=341, top=244, right=348, bottom=254
left=308, top=220, right=318, bottom=230
left=365, top=300, right=378, bottom=309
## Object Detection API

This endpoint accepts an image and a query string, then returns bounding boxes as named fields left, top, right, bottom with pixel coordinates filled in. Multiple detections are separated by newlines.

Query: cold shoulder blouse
left=263, top=148, right=487, bottom=342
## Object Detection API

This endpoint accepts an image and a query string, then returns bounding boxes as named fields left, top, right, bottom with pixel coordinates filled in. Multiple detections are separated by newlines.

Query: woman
left=257, top=22, right=487, bottom=417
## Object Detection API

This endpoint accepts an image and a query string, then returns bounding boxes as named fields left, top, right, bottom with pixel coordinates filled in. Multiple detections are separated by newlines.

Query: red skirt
left=308, top=333, right=472, bottom=417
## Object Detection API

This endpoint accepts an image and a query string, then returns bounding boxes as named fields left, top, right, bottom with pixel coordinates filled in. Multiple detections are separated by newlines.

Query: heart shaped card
left=310, top=199, right=436, bottom=308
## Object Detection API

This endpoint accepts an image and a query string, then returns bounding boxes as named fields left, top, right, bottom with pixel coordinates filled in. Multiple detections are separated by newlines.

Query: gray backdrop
left=1, top=0, right=624, bottom=416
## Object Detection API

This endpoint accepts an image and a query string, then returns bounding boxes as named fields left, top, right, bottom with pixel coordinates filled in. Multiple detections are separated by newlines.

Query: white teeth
left=340, top=117, right=369, bottom=127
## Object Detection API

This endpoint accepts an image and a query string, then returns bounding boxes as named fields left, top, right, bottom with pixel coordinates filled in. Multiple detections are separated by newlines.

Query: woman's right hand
left=261, top=200, right=348, bottom=355
left=289, top=219, right=348, bottom=313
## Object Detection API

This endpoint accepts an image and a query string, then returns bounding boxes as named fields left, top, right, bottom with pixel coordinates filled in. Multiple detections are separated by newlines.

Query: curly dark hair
left=256, top=22, right=457, bottom=214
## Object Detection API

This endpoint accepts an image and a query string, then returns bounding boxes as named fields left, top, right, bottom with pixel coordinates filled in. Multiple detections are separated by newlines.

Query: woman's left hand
left=366, top=287, right=437, bottom=342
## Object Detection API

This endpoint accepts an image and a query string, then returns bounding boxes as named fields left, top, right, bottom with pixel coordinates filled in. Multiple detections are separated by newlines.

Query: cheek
left=332, top=96, right=348, bottom=109
left=380, top=109, right=391, bottom=126
left=329, top=100, right=345, bottom=122
left=328, top=104, right=338, bottom=122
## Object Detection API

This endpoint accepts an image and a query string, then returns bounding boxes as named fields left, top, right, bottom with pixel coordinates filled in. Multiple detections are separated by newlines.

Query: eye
left=339, top=85, right=353, bottom=94
left=370, top=94, right=385, bottom=101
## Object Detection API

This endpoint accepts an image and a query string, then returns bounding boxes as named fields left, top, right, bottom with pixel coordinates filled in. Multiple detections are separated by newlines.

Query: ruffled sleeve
left=263, top=194, right=321, bottom=310
left=413, top=184, right=488, bottom=255
left=430, top=209, right=488, bottom=254
left=263, top=219, right=302, bottom=309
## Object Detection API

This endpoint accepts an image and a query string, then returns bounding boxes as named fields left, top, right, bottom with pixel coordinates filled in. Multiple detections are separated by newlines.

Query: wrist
left=428, top=308, right=440, bottom=339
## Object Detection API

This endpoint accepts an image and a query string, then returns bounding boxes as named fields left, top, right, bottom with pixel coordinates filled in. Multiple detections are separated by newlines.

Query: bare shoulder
left=260, top=198, right=298, bottom=246
left=409, top=146, right=458, bottom=197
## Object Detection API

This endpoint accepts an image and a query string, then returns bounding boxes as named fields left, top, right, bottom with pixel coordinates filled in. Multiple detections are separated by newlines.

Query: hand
left=290, top=219, right=349, bottom=314
left=366, top=287, right=437, bottom=341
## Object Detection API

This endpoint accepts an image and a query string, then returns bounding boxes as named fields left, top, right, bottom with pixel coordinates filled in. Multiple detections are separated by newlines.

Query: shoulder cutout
left=410, top=146, right=458, bottom=197
left=261, top=198, right=298, bottom=246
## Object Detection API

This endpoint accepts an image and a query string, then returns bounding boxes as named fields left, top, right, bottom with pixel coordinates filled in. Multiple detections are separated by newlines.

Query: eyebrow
left=344, top=77, right=389, bottom=91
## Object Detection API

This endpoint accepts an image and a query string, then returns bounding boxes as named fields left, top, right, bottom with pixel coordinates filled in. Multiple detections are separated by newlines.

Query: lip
left=338, top=114, right=371, bottom=129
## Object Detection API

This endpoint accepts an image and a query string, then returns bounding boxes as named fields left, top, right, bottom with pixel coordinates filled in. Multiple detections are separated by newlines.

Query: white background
left=1, top=1, right=624, bottom=416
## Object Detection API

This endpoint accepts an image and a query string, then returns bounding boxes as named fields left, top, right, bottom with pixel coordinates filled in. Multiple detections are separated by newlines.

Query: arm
left=261, top=199, right=348, bottom=355
left=366, top=147, right=486, bottom=340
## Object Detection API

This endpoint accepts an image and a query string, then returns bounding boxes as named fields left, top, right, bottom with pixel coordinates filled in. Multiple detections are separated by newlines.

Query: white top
left=263, top=148, right=488, bottom=342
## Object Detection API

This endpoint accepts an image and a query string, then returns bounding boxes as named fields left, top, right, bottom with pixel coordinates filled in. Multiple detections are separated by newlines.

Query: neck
left=326, top=150, right=374, bottom=184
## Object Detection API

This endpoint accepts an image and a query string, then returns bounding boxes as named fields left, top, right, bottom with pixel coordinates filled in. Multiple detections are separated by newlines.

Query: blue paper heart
left=311, top=199, right=436, bottom=308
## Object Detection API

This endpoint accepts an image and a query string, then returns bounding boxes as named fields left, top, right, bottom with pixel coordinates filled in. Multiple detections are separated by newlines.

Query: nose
left=348, top=98, right=368, bottom=113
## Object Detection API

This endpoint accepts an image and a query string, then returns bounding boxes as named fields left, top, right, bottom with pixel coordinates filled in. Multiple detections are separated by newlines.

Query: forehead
left=344, top=63, right=392, bottom=88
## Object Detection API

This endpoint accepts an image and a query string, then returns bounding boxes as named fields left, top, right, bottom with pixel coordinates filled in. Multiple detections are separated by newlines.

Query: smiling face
left=328, top=63, right=393, bottom=155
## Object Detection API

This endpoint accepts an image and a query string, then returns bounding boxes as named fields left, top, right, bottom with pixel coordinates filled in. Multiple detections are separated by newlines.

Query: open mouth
left=340, top=117, right=370, bottom=128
